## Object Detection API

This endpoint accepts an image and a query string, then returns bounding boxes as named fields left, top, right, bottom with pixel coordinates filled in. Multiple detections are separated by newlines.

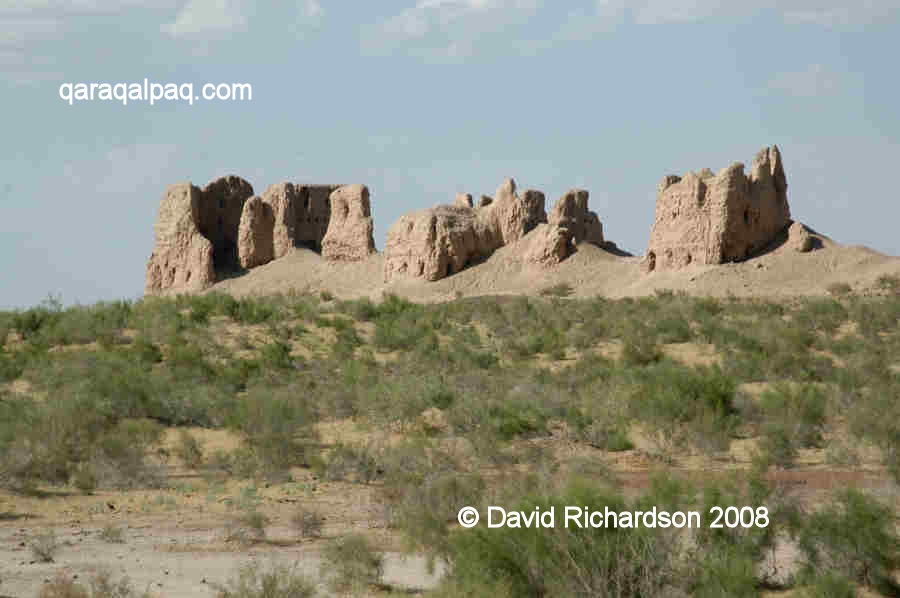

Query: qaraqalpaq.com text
left=59, top=79, right=252, bottom=106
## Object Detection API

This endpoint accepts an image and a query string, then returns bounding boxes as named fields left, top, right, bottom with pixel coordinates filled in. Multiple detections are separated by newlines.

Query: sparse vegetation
left=291, top=506, right=325, bottom=539
left=1, top=289, right=898, bottom=596
left=320, top=533, right=384, bottom=594
left=99, top=524, right=125, bottom=544
left=39, top=570, right=151, bottom=598
left=30, top=530, right=59, bottom=562
left=212, top=562, right=316, bottom=598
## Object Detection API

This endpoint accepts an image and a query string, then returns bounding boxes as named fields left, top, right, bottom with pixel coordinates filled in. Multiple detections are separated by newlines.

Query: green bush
left=439, top=480, right=675, bottom=598
left=291, top=506, right=325, bottom=539
left=227, top=387, right=318, bottom=476
left=226, top=510, right=270, bottom=544
left=175, top=429, right=204, bottom=469
left=30, top=529, right=59, bottom=562
left=875, top=274, right=900, bottom=293
left=798, top=488, right=900, bottom=591
left=756, top=384, right=827, bottom=469
left=39, top=570, right=152, bottom=598
left=213, top=563, right=315, bottom=598
left=320, top=533, right=384, bottom=594
left=628, top=363, right=737, bottom=452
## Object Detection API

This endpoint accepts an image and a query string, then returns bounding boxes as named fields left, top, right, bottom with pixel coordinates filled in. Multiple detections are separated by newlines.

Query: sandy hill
left=211, top=226, right=900, bottom=302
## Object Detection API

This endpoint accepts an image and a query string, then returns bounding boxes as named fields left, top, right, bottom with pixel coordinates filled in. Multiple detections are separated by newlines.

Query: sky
left=1, top=0, right=899, bottom=309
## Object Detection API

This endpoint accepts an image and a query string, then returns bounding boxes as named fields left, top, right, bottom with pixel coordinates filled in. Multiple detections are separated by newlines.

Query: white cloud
left=160, top=0, right=248, bottom=38
left=631, top=0, right=900, bottom=25
left=302, top=0, right=323, bottom=19
left=768, top=64, right=842, bottom=98
left=368, top=0, right=541, bottom=59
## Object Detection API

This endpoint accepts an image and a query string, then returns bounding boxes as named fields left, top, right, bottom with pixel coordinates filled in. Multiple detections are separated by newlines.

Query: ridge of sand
left=210, top=224, right=900, bottom=302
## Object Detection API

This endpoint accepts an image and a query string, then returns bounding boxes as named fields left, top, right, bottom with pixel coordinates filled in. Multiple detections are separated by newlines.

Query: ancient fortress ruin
left=643, top=145, right=799, bottom=272
left=145, top=176, right=374, bottom=293
left=144, top=145, right=810, bottom=294
left=382, top=179, right=605, bottom=282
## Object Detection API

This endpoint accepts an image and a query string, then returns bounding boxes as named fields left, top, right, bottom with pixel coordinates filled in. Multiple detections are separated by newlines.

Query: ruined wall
left=384, top=178, right=606, bottom=281
left=644, top=145, right=791, bottom=272
left=146, top=178, right=369, bottom=295
left=146, top=176, right=253, bottom=294
left=253, top=183, right=345, bottom=260
left=321, top=184, right=376, bottom=262
left=294, top=184, right=344, bottom=252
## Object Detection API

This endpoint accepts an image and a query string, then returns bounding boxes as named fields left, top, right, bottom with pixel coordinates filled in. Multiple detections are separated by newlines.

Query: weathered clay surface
left=384, top=205, right=498, bottom=281
left=237, top=196, right=275, bottom=269
left=643, top=145, right=791, bottom=272
left=146, top=176, right=253, bottom=294
left=549, top=189, right=604, bottom=246
left=787, top=221, right=813, bottom=253
left=523, top=223, right=573, bottom=267
left=485, top=179, right=547, bottom=245
left=385, top=178, right=604, bottom=280
left=321, top=184, right=376, bottom=262
left=384, top=179, right=543, bottom=282
left=455, top=193, right=473, bottom=208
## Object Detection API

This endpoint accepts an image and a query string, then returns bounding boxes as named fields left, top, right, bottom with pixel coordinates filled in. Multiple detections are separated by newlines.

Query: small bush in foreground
left=225, top=510, right=270, bottom=544
left=99, top=524, right=125, bottom=544
left=799, top=488, right=900, bottom=591
left=291, top=506, right=325, bottom=539
left=213, top=562, right=316, bottom=598
left=320, top=533, right=384, bottom=594
left=39, top=570, right=151, bottom=598
left=175, top=429, right=204, bottom=469
left=30, top=530, right=59, bottom=562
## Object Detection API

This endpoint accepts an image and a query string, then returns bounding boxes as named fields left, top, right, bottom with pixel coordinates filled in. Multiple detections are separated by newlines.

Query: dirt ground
left=2, top=420, right=896, bottom=598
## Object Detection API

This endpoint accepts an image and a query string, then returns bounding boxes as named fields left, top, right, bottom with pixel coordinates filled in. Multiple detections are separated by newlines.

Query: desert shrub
left=30, top=529, right=59, bottom=562
left=72, top=463, right=98, bottom=494
left=99, top=524, right=125, bottom=544
left=487, top=400, right=549, bottom=441
left=225, top=296, right=278, bottom=324
left=620, top=326, right=663, bottom=367
left=12, top=296, right=63, bottom=340
left=291, top=506, right=325, bottom=539
left=130, top=335, right=162, bottom=364
left=0, top=347, right=25, bottom=382
left=213, top=562, right=316, bottom=598
left=800, top=572, right=857, bottom=598
left=756, top=384, right=827, bottom=468
left=827, top=282, right=853, bottom=297
left=798, top=488, right=900, bottom=591
left=540, top=283, right=574, bottom=298
left=175, top=429, right=204, bottom=469
left=628, top=363, right=737, bottom=452
left=39, top=570, right=150, bottom=598
left=259, top=340, right=295, bottom=370
left=226, top=510, right=270, bottom=544
left=651, top=314, right=693, bottom=344
left=227, top=387, right=318, bottom=477
left=582, top=420, right=634, bottom=452
left=439, top=480, right=676, bottom=598
left=318, top=442, right=379, bottom=483
left=876, top=274, right=900, bottom=293
left=795, top=298, right=849, bottom=335
left=389, top=471, right=485, bottom=558
left=320, top=533, right=384, bottom=594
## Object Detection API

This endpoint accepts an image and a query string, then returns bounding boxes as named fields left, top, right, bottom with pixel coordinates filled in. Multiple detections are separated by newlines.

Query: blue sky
left=2, top=0, right=898, bottom=309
